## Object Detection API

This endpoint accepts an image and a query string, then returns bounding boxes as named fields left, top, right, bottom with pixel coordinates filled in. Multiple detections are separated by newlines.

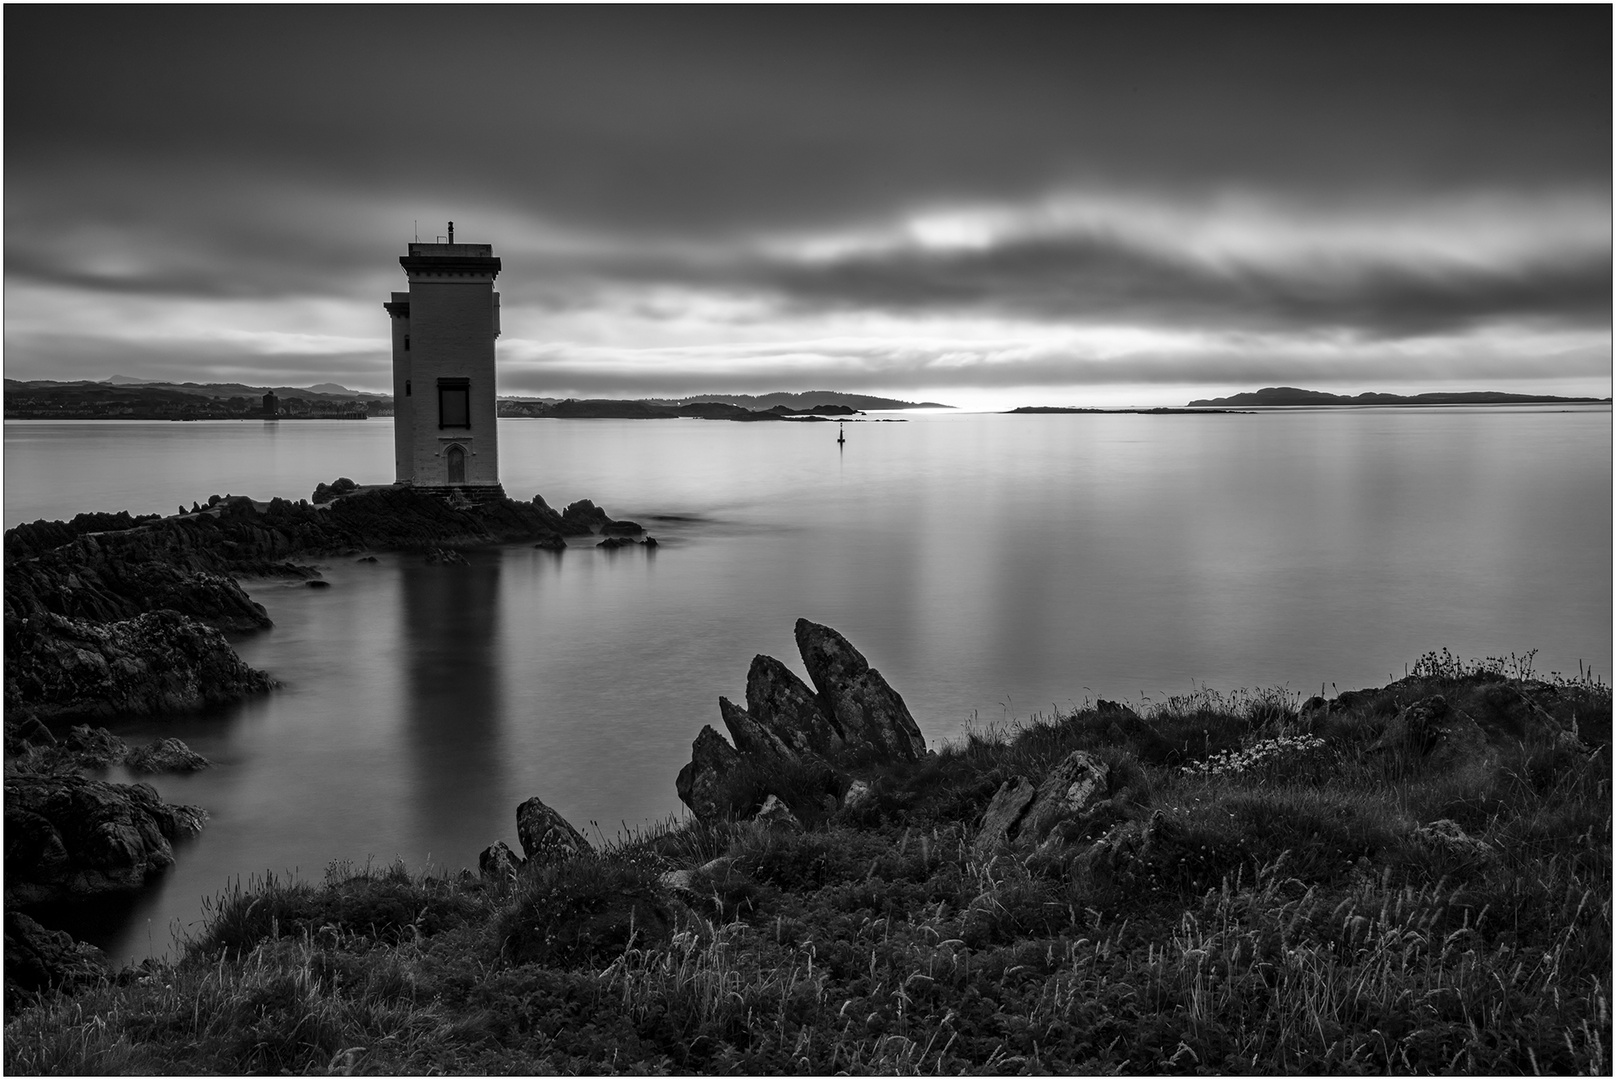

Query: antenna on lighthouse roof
left=448, top=221, right=454, bottom=244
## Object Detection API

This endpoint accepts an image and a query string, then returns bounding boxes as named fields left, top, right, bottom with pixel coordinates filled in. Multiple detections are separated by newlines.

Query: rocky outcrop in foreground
left=478, top=795, right=595, bottom=883
left=676, top=619, right=928, bottom=823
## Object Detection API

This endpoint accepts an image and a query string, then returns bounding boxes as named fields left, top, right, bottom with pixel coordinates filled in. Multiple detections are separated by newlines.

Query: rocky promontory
left=4, top=483, right=642, bottom=727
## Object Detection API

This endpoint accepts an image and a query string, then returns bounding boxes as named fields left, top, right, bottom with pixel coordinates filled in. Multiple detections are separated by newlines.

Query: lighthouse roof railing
left=407, top=242, right=494, bottom=257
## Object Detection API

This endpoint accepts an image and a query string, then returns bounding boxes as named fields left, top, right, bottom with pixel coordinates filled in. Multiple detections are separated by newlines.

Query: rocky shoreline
left=3, top=608, right=1610, bottom=1068
left=3, top=481, right=648, bottom=988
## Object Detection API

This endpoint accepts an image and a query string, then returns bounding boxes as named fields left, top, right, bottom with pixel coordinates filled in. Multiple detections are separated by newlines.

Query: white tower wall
left=386, top=236, right=504, bottom=496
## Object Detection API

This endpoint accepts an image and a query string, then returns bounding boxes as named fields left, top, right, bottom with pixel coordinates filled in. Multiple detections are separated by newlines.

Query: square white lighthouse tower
left=384, top=223, right=504, bottom=498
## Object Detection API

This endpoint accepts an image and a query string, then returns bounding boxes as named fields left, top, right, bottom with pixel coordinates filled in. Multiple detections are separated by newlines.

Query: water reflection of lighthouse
left=400, top=555, right=509, bottom=865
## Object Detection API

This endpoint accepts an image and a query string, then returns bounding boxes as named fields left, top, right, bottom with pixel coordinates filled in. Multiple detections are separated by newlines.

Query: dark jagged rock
left=754, top=794, right=803, bottom=833
left=746, top=654, right=846, bottom=759
left=1021, top=750, right=1111, bottom=842
left=643, top=536, right=658, bottom=548
left=677, top=623, right=930, bottom=823
left=4, top=715, right=57, bottom=756
left=7, top=610, right=275, bottom=723
left=676, top=725, right=742, bottom=822
left=533, top=534, right=567, bottom=551
left=516, top=796, right=593, bottom=866
left=125, top=737, right=210, bottom=774
left=596, top=536, right=638, bottom=550
left=794, top=618, right=926, bottom=762
left=5, top=773, right=207, bottom=906
left=64, top=725, right=130, bottom=768
left=310, top=477, right=357, bottom=505
left=478, top=840, right=523, bottom=883
left=559, top=499, right=609, bottom=535
left=973, top=751, right=1121, bottom=857
left=4, top=910, right=107, bottom=1007
left=424, top=548, right=467, bottom=565
left=5, top=556, right=270, bottom=632
left=719, top=696, right=802, bottom=765
left=306, top=579, right=332, bottom=588
left=973, top=776, right=1038, bottom=857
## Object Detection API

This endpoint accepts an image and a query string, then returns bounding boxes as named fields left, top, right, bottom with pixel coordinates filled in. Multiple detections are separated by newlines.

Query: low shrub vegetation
left=6, top=657, right=1610, bottom=1074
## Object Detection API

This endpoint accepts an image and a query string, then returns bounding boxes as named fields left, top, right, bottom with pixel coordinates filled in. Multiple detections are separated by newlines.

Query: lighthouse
left=383, top=222, right=505, bottom=498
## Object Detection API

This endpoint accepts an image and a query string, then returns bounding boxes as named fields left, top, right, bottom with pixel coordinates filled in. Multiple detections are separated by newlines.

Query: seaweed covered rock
left=7, top=609, right=274, bottom=723
left=5, top=773, right=208, bottom=906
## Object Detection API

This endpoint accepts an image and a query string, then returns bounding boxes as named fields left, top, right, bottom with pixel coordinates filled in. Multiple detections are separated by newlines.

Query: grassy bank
left=6, top=654, right=1610, bottom=1074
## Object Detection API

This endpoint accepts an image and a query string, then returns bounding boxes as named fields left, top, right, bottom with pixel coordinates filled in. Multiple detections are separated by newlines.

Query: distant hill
left=650, top=391, right=951, bottom=411
left=3, top=379, right=378, bottom=420
left=13, top=379, right=390, bottom=402
left=1187, top=386, right=1612, bottom=407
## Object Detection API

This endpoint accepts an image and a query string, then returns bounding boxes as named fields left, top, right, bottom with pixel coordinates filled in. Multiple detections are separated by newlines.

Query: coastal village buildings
left=384, top=224, right=505, bottom=498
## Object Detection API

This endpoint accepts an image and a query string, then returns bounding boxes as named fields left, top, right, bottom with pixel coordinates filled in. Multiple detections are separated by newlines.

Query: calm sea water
left=5, top=408, right=1611, bottom=962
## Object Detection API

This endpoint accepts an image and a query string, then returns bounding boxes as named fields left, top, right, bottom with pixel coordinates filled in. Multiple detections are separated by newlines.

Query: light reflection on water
left=3, top=409, right=1610, bottom=962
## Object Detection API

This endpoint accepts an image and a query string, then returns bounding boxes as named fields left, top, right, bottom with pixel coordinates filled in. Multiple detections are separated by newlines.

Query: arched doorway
left=446, top=444, right=466, bottom=484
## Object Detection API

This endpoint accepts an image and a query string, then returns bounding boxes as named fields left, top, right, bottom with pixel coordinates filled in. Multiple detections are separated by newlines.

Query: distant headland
left=1186, top=386, right=1613, bottom=408
left=2, top=381, right=950, bottom=422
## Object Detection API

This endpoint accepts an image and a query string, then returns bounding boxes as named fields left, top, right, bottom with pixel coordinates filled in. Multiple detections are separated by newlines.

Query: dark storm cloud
left=8, top=6, right=1608, bottom=232
left=539, top=224, right=1611, bottom=340
left=4, top=6, right=1608, bottom=398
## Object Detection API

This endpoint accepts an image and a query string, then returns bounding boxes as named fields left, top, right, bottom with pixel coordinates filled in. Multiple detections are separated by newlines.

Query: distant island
left=1186, top=386, right=1613, bottom=408
left=500, top=391, right=950, bottom=417
left=498, top=398, right=862, bottom=421
left=1007, top=406, right=1250, bottom=415
left=3, top=381, right=948, bottom=422
left=651, top=391, right=951, bottom=411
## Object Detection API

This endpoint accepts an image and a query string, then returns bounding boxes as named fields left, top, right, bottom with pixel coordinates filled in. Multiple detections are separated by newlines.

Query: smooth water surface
left=5, top=409, right=1611, bottom=961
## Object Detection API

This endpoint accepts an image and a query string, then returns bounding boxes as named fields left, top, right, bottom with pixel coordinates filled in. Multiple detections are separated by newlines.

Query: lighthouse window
left=405, top=380, right=411, bottom=397
left=438, top=378, right=470, bottom=428
left=404, top=335, right=410, bottom=351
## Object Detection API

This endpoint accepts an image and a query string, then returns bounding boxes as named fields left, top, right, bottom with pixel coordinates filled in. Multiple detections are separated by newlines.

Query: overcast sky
left=6, top=7, right=1609, bottom=407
